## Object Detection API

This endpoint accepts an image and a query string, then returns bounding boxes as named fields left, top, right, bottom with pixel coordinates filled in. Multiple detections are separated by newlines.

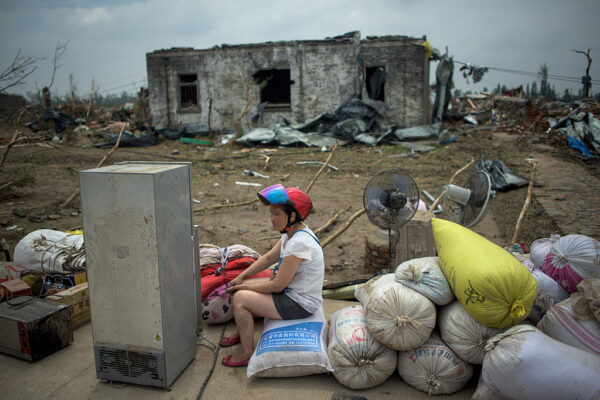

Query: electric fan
left=363, top=169, right=420, bottom=262
left=442, top=170, right=495, bottom=227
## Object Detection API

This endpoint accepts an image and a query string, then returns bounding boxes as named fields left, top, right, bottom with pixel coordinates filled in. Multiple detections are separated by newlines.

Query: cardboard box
left=0, top=279, right=32, bottom=301
left=46, top=283, right=90, bottom=329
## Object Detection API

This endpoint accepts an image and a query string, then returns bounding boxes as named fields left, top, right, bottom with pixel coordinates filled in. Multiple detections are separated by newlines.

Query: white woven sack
left=327, top=305, right=397, bottom=389
left=438, top=301, right=503, bottom=364
left=538, top=298, right=600, bottom=355
left=397, top=333, right=473, bottom=395
left=482, top=325, right=600, bottom=400
left=528, top=269, right=569, bottom=324
left=549, top=234, right=600, bottom=280
left=472, top=375, right=510, bottom=400
left=247, top=306, right=333, bottom=378
left=530, top=234, right=560, bottom=268
left=14, top=229, right=86, bottom=273
left=394, top=257, right=454, bottom=305
left=355, top=273, right=436, bottom=350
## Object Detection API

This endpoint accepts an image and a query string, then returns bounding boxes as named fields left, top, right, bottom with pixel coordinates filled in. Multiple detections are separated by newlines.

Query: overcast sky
left=1, top=0, right=599, bottom=100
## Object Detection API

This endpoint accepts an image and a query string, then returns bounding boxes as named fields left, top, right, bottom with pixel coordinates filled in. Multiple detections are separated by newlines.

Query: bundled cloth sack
left=355, top=273, right=436, bottom=350
left=530, top=234, right=560, bottom=269
left=247, top=306, right=333, bottom=378
left=438, top=301, right=503, bottom=364
left=198, top=244, right=260, bottom=269
left=482, top=325, right=600, bottom=400
left=199, top=244, right=267, bottom=324
left=14, top=229, right=86, bottom=273
left=432, top=218, right=537, bottom=329
left=394, top=257, right=454, bottom=305
left=397, top=333, right=474, bottom=395
left=527, top=269, right=569, bottom=324
left=544, top=234, right=600, bottom=293
left=200, top=257, right=271, bottom=299
left=538, top=297, right=600, bottom=355
left=571, top=279, right=600, bottom=323
left=327, top=305, right=397, bottom=389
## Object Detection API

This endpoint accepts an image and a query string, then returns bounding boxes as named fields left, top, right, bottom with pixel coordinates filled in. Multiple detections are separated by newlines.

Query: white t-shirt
left=279, top=226, right=324, bottom=314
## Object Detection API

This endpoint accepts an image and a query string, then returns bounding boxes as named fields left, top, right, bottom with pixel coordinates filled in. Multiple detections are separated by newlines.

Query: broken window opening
left=366, top=67, right=386, bottom=101
left=179, top=74, right=198, bottom=108
left=253, top=69, right=291, bottom=108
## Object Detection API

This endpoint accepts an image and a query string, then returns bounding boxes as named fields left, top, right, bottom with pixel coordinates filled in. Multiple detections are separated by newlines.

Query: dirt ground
left=0, top=110, right=591, bottom=285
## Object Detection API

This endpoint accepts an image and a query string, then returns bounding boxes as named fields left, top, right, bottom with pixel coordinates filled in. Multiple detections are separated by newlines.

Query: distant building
left=146, top=31, right=430, bottom=130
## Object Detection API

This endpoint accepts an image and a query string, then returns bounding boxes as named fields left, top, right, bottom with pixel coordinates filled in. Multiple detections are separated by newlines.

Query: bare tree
left=47, top=41, right=68, bottom=90
left=0, top=50, right=41, bottom=94
left=572, top=48, right=592, bottom=98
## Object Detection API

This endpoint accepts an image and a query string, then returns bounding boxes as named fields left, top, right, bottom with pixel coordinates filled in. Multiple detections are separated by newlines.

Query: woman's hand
left=229, top=275, right=244, bottom=287
left=226, top=283, right=248, bottom=294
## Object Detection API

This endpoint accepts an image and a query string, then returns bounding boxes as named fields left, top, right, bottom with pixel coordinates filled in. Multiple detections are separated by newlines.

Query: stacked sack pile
left=198, top=244, right=270, bottom=324
left=326, top=219, right=600, bottom=399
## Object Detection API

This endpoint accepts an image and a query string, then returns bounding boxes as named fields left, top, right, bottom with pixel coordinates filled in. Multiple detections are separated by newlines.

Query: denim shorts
left=272, top=292, right=312, bottom=320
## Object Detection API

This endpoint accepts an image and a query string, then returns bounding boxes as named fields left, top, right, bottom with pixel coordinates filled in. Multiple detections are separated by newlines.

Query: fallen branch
left=61, top=125, right=125, bottom=208
left=0, top=181, right=14, bottom=191
left=510, top=159, right=537, bottom=245
left=0, top=130, right=26, bottom=168
left=305, top=140, right=339, bottom=194
left=321, top=208, right=366, bottom=249
left=428, top=158, right=475, bottom=212
left=194, top=197, right=258, bottom=213
left=314, top=203, right=351, bottom=236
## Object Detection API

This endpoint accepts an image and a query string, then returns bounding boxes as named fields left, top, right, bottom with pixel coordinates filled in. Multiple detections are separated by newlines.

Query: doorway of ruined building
left=253, top=69, right=292, bottom=109
left=366, top=66, right=386, bottom=101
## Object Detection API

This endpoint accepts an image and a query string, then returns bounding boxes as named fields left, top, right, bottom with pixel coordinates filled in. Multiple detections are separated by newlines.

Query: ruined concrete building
left=146, top=31, right=430, bottom=131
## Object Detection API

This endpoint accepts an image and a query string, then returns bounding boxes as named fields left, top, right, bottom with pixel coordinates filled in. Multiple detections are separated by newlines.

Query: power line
left=97, top=78, right=147, bottom=95
left=454, top=60, right=600, bottom=85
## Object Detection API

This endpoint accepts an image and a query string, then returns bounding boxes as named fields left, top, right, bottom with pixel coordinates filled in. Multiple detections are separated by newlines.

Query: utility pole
left=572, top=48, right=592, bottom=98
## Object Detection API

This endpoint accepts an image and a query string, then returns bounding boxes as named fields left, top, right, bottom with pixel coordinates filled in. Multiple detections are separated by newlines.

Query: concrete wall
left=147, top=32, right=429, bottom=131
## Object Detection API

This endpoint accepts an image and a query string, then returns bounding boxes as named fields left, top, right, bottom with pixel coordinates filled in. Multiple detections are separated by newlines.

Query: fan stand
left=386, top=189, right=407, bottom=267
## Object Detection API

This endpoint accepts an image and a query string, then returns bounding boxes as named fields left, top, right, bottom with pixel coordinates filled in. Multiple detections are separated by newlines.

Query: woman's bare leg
left=224, top=278, right=273, bottom=339
left=229, top=290, right=281, bottom=362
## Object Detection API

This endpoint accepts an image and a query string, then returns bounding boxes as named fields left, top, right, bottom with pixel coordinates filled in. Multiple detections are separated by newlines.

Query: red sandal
left=219, top=336, right=241, bottom=347
left=221, top=354, right=250, bottom=367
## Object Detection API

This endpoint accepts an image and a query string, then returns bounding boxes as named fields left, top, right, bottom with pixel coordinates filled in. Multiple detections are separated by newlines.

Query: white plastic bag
left=247, top=306, right=333, bottom=378
left=397, top=333, right=473, bottom=395
left=438, top=301, right=503, bottom=364
left=14, top=229, right=86, bottom=273
left=530, top=234, right=560, bottom=269
left=394, top=257, right=454, bottom=305
left=538, top=298, right=600, bottom=355
left=327, top=305, right=396, bottom=389
left=355, top=273, right=436, bottom=350
left=482, top=325, right=600, bottom=400
left=527, top=269, right=569, bottom=324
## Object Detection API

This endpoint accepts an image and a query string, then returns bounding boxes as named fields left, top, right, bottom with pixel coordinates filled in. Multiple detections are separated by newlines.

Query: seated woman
left=221, top=184, right=324, bottom=367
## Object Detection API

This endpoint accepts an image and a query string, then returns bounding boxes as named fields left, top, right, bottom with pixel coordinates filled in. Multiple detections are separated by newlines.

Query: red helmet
left=285, top=187, right=313, bottom=220
left=258, top=184, right=313, bottom=220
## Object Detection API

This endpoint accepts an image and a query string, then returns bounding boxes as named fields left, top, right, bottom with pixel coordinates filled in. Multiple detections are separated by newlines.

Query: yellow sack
left=431, top=218, right=536, bottom=329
